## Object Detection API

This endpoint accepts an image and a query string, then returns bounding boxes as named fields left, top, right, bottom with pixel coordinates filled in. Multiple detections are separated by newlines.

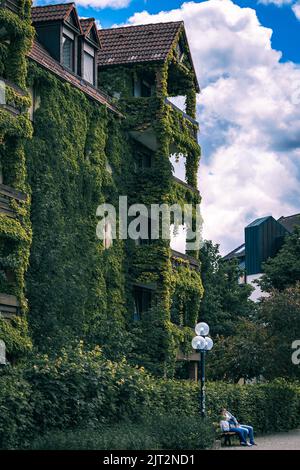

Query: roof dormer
left=78, top=18, right=101, bottom=86
left=31, top=3, right=82, bottom=74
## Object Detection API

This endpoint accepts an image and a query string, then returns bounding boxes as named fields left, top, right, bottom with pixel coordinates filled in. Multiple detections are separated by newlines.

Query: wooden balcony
left=171, top=249, right=199, bottom=271
left=0, top=183, right=26, bottom=218
left=0, top=293, right=19, bottom=318
left=0, top=0, right=21, bottom=16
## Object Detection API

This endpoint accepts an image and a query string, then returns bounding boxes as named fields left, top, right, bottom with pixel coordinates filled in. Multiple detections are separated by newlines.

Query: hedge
left=27, top=416, right=215, bottom=450
left=0, top=346, right=299, bottom=449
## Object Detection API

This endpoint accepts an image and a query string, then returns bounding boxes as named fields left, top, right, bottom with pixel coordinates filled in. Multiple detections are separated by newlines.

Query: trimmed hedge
left=28, top=416, right=215, bottom=450
left=0, top=347, right=299, bottom=449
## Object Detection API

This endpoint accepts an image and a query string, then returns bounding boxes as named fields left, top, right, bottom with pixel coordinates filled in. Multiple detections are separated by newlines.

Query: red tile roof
left=80, top=18, right=95, bottom=35
left=98, top=21, right=183, bottom=67
left=80, top=18, right=101, bottom=48
left=28, top=40, right=121, bottom=115
left=31, top=3, right=75, bottom=23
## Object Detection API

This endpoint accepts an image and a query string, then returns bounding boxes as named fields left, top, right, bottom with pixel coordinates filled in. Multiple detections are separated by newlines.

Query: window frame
left=62, top=33, right=75, bottom=71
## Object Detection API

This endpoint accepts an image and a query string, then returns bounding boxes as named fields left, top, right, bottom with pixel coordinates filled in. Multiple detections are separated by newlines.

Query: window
left=133, top=286, right=152, bottom=321
left=141, top=80, right=152, bottom=97
left=136, top=150, right=152, bottom=169
left=176, top=42, right=185, bottom=63
left=83, top=51, right=94, bottom=85
left=133, top=77, right=153, bottom=97
left=62, top=35, right=74, bottom=70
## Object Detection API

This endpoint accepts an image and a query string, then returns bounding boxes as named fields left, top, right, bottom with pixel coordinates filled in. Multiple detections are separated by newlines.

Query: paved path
left=220, top=428, right=300, bottom=450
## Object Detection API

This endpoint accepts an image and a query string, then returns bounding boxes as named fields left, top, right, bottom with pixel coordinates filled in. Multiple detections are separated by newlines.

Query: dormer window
left=62, top=29, right=75, bottom=71
left=78, top=18, right=101, bottom=86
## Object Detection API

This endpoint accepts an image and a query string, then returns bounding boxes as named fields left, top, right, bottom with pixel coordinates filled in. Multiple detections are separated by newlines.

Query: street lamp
left=191, top=322, right=213, bottom=418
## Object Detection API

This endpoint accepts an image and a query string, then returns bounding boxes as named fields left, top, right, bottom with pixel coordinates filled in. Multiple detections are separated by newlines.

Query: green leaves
left=261, top=226, right=300, bottom=292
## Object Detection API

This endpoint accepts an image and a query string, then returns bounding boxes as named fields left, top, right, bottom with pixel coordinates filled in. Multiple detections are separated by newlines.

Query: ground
left=219, top=428, right=300, bottom=450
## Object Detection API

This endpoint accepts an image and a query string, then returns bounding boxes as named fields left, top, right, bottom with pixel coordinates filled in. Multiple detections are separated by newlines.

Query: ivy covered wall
left=98, top=30, right=203, bottom=377
left=0, top=0, right=33, bottom=358
left=1, top=5, right=203, bottom=377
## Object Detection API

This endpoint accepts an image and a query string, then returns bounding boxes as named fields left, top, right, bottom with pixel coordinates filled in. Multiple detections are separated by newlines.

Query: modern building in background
left=224, top=214, right=300, bottom=301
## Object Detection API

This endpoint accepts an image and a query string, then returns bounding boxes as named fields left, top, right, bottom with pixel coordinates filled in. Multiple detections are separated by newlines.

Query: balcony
left=0, top=293, right=19, bottom=318
left=165, top=98, right=198, bottom=142
left=172, top=175, right=199, bottom=195
left=0, top=0, right=21, bottom=16
left=171, top=249, right=199, bottom=271
left=0, top=183, right=26, bottom=218
left=0, top=78, right=28, bottom=116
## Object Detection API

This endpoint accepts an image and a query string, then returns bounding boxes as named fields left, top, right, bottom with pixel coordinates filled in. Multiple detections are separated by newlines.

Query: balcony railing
left=0, top=183, right=26, bottom=218
left=0, top=293, right=19, bottom=318
left=171, top=249, right=199, bottom=270
left=165, top=98, right=198, bottom=141
left=172, top=175, right=199, bottom=194
left=0, top=0, right=21, bottom=15
left=165, top=98, right=198, bottom=126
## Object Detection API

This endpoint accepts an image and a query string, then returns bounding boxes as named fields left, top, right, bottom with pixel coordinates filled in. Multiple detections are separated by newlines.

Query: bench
left=220, top=431, right=240, bottom=446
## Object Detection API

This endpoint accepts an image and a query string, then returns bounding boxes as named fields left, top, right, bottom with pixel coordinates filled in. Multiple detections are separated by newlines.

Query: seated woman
left=220, top=408, right=257, bottom=447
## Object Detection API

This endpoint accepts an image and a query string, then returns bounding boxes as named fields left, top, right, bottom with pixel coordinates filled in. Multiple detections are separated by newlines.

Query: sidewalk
left=220, top=428, right=300, bottom=450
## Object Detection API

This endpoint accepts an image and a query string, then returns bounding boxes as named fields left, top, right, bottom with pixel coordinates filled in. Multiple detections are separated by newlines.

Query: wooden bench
left=220, top=431, right=240, bottom=446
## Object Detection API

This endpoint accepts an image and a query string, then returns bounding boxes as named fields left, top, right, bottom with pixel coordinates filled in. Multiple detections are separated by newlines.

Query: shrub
left=0, top=345, right=299, bottom=449
left=0, top=367, right=33, bottom=449
left=27, top=415, right=214, bottom=450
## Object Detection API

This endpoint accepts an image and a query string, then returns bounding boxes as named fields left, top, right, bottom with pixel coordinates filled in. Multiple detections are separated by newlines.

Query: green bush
left=0, top=346, right=299, bottom=449
left=0, top=367, right=33, bottom=448
left=27, top=415, right=214, bottom=450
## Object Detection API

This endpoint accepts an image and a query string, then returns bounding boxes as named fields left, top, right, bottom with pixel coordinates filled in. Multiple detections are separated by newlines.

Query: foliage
left=0, top=366, right=33, bottom=449
left=0, top=3, right=33, bottom=355
left=260, top=226, right=300, bottom=292
left=256, top=284, right=300, bottom=380
left=200, top=241, right=254, bottom=336
left=206, top=318, right=268, bottom=382
left=0, top=315, right=32, bottom=359
left=0, top=345, right=299, bottom=449
left=27, top=416, right=214, bottom=450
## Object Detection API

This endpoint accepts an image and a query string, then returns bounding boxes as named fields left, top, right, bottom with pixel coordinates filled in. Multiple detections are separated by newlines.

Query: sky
left=35, top=0, right=300, bottom=254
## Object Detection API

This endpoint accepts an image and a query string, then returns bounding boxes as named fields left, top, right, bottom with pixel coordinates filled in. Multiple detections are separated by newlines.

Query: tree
left=200, top=241, right=254, bottom=336
left=206, top=318, right=268, bottom=383
left=257, top=284, right=300, bottom=380
left=260, top=226, right=300, bottom=292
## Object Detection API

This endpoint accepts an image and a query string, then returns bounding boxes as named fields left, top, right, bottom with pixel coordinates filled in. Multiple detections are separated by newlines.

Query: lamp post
left=191, top=322, right=213, bottom=418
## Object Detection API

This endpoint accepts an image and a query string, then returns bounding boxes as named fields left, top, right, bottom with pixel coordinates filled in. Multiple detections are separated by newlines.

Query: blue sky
left=35, top=1, right=300, bottom=253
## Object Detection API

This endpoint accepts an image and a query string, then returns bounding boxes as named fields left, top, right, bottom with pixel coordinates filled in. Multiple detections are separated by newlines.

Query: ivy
left=1, top=7, right=202, bottom=377
left=0, top=3, right=33, bottom=357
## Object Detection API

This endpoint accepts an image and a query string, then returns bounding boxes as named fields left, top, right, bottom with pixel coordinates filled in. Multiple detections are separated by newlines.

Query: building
left=0, top=2, right=202, bottom=378
left=224, top=214, right=300, bottom=301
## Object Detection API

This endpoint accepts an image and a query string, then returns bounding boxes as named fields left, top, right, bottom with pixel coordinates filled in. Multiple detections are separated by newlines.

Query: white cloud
left=292, top=1, right=300, bottom=19
left=126, top=0, right=300, bottom=254
left=258, top=0, right=293, bottom=5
